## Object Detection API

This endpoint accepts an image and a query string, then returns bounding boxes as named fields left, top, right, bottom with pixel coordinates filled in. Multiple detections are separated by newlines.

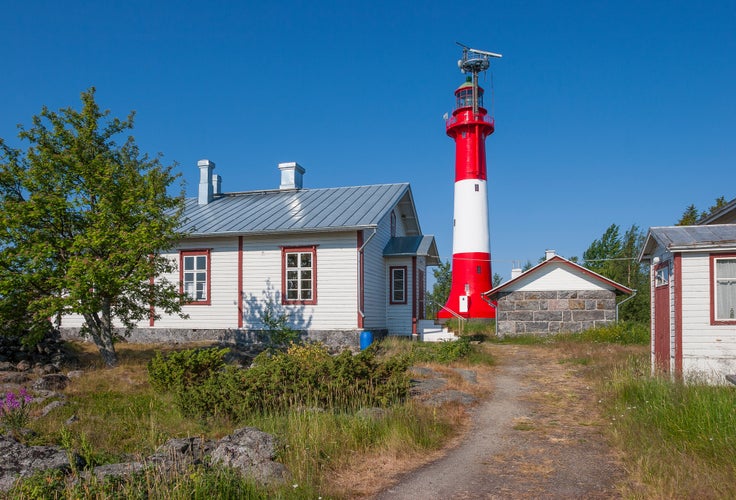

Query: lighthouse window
left=712, top=255, right=736, bottom=323
left=475, top=184, right=479, bottom=192
left=477, top=266, right=481, bottom=274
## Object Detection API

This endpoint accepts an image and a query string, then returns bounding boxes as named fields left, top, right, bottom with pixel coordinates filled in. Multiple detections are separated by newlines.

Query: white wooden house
left=61, top=160, right=439, bottom=348
left=639, top=223, right=736, bottom=384
left=484, top=250, right=632, bottom=337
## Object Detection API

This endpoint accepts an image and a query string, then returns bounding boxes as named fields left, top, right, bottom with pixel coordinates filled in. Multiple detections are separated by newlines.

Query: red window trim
left=390, top=266, right=408, bottom=305
left=710, top=253, right=736, bottom=325
left=281, top=246, right=318, bottom=305
left=179, top=249, right=212, bottom=306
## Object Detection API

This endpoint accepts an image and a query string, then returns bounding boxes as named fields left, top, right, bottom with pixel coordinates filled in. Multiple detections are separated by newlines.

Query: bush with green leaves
left=409, top=337, right=473, bottom=364
left=147, top=347, right=230, bottom=393
left=149, top=343, right=410, bottom=420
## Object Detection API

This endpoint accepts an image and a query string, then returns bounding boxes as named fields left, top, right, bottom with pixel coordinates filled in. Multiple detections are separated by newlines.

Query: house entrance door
left=654, top=261, right=671, bottom=373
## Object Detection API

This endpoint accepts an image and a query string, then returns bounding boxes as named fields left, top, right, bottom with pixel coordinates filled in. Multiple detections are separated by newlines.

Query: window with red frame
left=180, top=250, right=210, bottom=304
left=713, top=255, right=736, bottom=322
left=283, top=246, right=316, bottom=304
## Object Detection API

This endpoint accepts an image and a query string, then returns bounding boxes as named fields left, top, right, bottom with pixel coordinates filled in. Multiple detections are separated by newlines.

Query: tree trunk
left=83, top=302, right=118, bottom=367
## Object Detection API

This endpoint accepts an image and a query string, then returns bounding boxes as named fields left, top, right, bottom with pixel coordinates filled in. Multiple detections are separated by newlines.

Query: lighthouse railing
left=426, top=299, right=466, bottom=337
left=445, top=114, right=494, bottom=129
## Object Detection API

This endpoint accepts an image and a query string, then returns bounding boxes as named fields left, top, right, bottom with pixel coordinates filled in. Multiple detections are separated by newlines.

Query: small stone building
left=484, top=251, right=632, bottom=337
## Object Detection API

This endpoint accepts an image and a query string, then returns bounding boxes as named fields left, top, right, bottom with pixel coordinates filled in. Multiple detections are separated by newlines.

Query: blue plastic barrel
left=359, top=330, right=373, bottom=350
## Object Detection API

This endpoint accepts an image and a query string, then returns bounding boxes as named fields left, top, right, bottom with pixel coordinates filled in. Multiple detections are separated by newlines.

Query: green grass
left=489, top=321, right=649, bottom=346
left=13, top=340, right=468, bottom=498
left=596, top=352, right=736, bottom=497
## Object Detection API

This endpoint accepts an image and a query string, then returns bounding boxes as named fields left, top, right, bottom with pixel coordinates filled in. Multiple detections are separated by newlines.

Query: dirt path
left=374, top=344, right=626, bottom=499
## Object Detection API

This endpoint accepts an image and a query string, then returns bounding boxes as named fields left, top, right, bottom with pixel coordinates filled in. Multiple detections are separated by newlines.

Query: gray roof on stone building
left=640, top=224, right=736, bottom=260
left=180, top=183, right=421, bottom=237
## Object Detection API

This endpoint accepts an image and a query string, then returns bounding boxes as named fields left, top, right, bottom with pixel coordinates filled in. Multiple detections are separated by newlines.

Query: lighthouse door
left=653, top=261, right=670, bottom=373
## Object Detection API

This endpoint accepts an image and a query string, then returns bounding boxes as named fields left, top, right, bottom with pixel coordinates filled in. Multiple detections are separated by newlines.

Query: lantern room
left=454, top=78, right=485, bottom=111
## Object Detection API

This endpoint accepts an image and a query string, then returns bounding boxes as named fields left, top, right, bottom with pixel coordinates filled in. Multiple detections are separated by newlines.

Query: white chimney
left=545, top=249, right=556, bottom=260
left=511, top=268, right=523, bottom=279
left=212, top=174, right=222, bottom=196
left=279, top=162, right=305, bottom=190
left=198, top=159, right=215, bottom=205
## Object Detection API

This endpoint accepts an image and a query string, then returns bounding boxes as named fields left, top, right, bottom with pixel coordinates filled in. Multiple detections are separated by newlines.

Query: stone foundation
left=59, top=327, right=388, bottom=352
left=496, top=290, right=616, bottom=337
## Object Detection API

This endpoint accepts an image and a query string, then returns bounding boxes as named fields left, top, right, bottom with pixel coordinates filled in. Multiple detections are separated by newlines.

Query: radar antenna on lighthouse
left=438, top=43, right=502, bottom=321
left=456, top=42, right=502, bottom=115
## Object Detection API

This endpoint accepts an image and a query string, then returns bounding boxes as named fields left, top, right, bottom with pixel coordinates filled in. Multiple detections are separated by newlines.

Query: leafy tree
left=427, top=260, right=451, bottom=318
left=582, top=224, right=649, bottom=322
left=0, top=88, right=187, bottom=366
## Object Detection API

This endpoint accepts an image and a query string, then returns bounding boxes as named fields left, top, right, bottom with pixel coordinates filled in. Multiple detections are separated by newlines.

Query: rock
left=65, top=415, right=79, bottom=425
left=89, top=462, right=145, bottom=482
left=15, top=360, right=31, bottom=372
left=0, top=434, right=78, bottom=492
left=452, top=368, right=478, bottom=384
left=66, top=370, right=84, bottom=379
left=0, top=362, right=14, bottom=371
left=210, top=427, right=290, bottom=485
left=40, top=400, right=66, bottom=417
left=410, top=377, right=447, bottom=397
left=409, top=366, right=442, bottom=378
left=0, top=372, right=30, bottom=384
left=423, top=389, right=477, bottom=407
left=32, top=374, right=70, bottom=391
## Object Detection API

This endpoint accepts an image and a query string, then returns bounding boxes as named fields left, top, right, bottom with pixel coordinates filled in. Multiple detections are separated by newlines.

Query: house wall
left=362, top=212, right=392, bottom=331
left=60, top=231, right=364, bottom=347
left=679, top=252, right=736, bottom=383
left=648, top=246, right=675, bottom=375
left=496, top=290, right=617, bottom=336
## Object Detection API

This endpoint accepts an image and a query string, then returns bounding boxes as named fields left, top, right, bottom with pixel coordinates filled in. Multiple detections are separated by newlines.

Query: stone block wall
left=60, top=327, right=387, bottom=352
left=496, top=290, right=617, bottom=337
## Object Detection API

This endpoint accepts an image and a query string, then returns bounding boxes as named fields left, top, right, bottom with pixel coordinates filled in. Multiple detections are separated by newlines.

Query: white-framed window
left=180, top=249, right=210, bottom=304
left=655, top=265, right=669, bottom=287
left=390, top=266, right=407, bottom=304
left=712, top=255, right=736, bottom=323
left=282, top=246, right=317, bottom=305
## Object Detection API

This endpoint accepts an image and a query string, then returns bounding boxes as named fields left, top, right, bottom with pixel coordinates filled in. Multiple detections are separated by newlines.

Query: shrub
left=151, top=343, right=410, bottom=421
left=147, top=347, right=229, bottom=393
left=409, top=337, right=473, bottom=364
left=576, top=322, right=649, bottom=345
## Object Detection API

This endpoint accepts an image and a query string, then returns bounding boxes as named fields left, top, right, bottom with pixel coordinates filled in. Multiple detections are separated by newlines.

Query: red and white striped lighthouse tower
left=438, top=45, right=501, bottom=320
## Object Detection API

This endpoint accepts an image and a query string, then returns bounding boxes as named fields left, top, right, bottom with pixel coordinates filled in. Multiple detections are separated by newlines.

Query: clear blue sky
left=2, top=1, right=734, bottom=281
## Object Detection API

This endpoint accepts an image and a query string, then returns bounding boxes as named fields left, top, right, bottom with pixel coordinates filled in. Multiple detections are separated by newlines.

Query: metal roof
left=180, top=183, right=417, bottom=237
left=698, top=198, right=736, bottom=225
left=640, top=224, right=736, bottom=260
left=383, top=236, right=441, bottom=266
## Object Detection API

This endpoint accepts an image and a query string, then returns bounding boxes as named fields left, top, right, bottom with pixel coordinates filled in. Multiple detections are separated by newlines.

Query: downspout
left=357, top=228, right=377, bottom=324
left=615, top=290, right=637, bottom=323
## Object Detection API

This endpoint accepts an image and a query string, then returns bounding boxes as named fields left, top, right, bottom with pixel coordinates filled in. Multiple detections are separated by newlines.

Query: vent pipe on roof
left=279, top=162, right=305, bottom=190
left=545, top=249, right=556, bottom=260
left=511, top=268, right=522, bottom=279
left=212, top=174, right=222, bottom=196
left=198, top=159, right=215, bottom=205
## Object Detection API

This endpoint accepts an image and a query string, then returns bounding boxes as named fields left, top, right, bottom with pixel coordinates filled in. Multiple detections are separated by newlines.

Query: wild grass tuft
left=602, top=354, right=736, bottom=497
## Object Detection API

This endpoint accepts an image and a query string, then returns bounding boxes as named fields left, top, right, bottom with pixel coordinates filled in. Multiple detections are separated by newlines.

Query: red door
left=654, top=261, right=670, bottom=373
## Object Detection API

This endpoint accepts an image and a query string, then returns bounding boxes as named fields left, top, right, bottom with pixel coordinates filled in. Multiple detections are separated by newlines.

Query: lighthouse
left=438, top=45, right=501, bottom=320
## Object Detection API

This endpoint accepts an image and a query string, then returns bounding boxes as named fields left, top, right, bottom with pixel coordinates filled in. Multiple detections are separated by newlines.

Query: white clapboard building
left=61, top=160, right=440, bottom=348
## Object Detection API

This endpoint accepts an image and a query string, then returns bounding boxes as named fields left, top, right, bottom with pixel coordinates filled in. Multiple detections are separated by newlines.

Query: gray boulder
left=0, top=434, right=78, bottom=492
left=210, top=427, right=290, bottom=484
